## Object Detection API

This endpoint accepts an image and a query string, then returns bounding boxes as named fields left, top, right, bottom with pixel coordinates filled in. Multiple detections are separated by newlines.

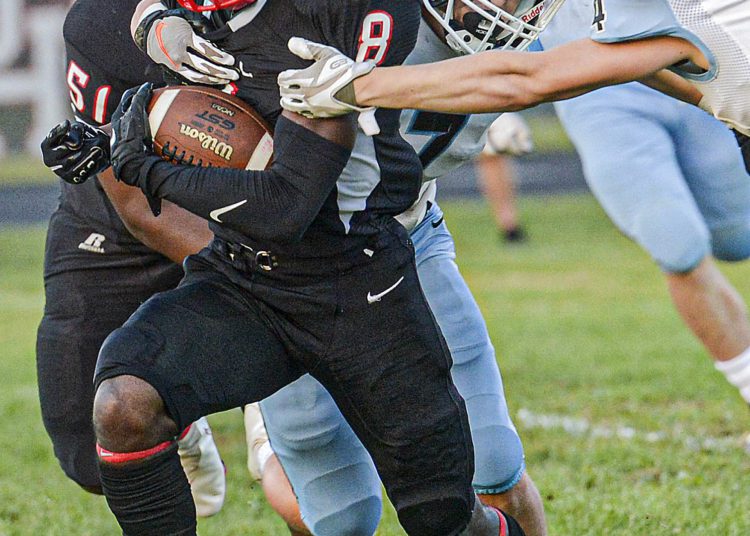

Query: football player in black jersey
left=134, top=2, right=546, bottom=536
left=37, top=0, right=225, bottom=518
left=74, top=0, right=523, bottom=534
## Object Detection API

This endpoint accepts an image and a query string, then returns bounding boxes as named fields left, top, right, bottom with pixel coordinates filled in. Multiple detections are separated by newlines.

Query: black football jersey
left=203, top=0, right=423, bottom=247
left=58, top=0, right=162, bottom=249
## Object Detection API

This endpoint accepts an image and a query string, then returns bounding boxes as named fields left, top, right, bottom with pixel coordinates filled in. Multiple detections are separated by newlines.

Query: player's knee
left=312, top=495, right=382, bottom=536
left=631, top=201, right=709, bottom=273
left=293, top=453, right=382, bottom=535
left=711, top=222, right=750, bottom=262
left=472, top=425, right=524, bottom=495
left=262, top=382, right=342, bottom=451
left=93, top=375, right=169, bottom=451
left=398, top=498, right=473, bottom=536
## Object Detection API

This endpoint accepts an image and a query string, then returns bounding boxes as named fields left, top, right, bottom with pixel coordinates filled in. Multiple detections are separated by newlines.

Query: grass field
left=1, top=195, right=749, bottom=535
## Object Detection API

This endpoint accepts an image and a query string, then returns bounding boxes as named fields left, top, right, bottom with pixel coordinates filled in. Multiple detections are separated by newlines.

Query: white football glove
left=135, top=4, right=238, bottom=86
left=483, top=113, right=534, bottom=157
left=278, top=37, right=381, bottom=135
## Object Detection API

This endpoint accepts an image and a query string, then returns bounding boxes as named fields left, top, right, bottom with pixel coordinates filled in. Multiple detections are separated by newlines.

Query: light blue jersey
left=589, top=0, right=717, bottom=82
left=395, top=18, right=503, bottom=230
left=587, top=0, right=750, bottom=134
left=540, top=0, right=750, bottom=273
left=401, top=19, right=501, bottom=181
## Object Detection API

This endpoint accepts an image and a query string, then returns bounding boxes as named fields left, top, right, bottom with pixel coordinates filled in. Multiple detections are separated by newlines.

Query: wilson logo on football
left=178, top=124, right=234, bottom=161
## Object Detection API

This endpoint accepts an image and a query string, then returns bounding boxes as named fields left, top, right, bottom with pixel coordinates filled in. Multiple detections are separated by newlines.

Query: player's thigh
left=558, top=98, right=710, bottom=272
left=261, top=375, right=381, bottom=536
left=36, top=251, right=181, bottom=426
left=411, top=206, right=524, bottom=493
left=317, top=227, right=475, bottom=532
left=672, top=107, right=750, bottom=261
left=95, top=258, right=303, bottom=431
left=37, top=238, right=182, bottom=484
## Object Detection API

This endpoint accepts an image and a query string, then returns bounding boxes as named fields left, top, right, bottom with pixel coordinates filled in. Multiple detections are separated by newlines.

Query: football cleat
left=177, top=417, right=226, bottom=517
left=244, top=403, right=273, bottom=481
left=503, top=227, right=527, bottom=244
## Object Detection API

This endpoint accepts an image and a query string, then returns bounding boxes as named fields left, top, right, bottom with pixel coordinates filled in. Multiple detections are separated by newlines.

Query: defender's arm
left=354, top=36, right=702, bottom=113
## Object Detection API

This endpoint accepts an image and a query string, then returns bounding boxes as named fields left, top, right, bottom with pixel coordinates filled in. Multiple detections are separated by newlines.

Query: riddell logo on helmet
left=522, top=4, right=544, bottom=22
left=179, top=124, right=234, bottom=161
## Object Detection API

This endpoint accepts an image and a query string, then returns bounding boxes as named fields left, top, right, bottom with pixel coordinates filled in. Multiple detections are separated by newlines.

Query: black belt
left=210, top=239, right=279, bottom=273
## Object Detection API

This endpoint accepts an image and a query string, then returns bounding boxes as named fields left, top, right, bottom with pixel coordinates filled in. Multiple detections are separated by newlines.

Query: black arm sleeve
left=139, top=116, right=352, bottom=243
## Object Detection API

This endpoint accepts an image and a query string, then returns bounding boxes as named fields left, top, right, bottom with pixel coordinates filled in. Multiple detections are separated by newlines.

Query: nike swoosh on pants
left=367, top=276, right=405, bottom=304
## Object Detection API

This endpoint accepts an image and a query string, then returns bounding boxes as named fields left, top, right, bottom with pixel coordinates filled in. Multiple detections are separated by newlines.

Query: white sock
left=715, top=346, right=750, bottom=404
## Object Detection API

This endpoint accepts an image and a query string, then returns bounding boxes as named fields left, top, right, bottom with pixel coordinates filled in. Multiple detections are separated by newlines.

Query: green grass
left=0, top=155, right=57, bottom=187
left=2, top=195, right=749, bottom=534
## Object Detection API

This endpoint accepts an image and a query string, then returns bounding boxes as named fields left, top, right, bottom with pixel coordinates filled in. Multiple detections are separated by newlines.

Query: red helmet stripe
left=177, top=0, right=257, bottom=12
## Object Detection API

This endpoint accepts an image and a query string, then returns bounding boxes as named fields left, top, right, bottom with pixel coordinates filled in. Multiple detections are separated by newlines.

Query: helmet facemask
left=423, top=0, right=566, bottom=54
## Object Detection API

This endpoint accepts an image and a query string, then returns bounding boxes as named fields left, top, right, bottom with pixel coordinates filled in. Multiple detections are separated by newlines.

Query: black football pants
left=36, top=209, right=183, bottom=492
left=95, top=218, right=477, bottom=534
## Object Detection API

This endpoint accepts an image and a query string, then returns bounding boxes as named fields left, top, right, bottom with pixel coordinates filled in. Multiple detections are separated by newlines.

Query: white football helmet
left=423, top=0, right=566, bottom=54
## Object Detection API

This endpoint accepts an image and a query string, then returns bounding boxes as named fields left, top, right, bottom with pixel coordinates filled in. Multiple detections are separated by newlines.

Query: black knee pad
left=47, top=426, right=102, bottom=493
left=50, top=432, right=101, bottom=492
left=398, top=497, right=473, bottom=536
left=94, top=325, right=165, bottom=392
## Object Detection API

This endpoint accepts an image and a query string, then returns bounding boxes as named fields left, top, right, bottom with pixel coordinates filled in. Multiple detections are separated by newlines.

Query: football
left=147, top=86, right=273, bottom=170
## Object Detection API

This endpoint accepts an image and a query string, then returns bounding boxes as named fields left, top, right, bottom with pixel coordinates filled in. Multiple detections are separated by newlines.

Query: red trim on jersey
left=67, top=60, right=91, bottom=113
left=178, top=424, right=192, bottom=440
left=357, top=10, right=393, bottom=66
left=177, top=0, right=256, bottom=12
left=96, top=440, right=174, bottom=463
left=490, top=507, right=509, bottom=536
left=93, top=85, right=112, bottom=125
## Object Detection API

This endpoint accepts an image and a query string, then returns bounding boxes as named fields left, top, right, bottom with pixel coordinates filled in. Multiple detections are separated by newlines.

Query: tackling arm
left=639, top=69, right=703, bottom=106
left=354, top=36, right=701, bottom=113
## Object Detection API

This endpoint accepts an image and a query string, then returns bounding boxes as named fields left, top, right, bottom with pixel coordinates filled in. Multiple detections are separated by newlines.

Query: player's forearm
left=144, top=115, right=353, bottom=243
left=130, top=200, right=213, bottom=262
left=354, top=52, right=543, bottom=114
left=353, top=37, right=697, bottom=114
left=639, top=69, right=703, bottom=106
left=98, top=166, right=212, bottom=263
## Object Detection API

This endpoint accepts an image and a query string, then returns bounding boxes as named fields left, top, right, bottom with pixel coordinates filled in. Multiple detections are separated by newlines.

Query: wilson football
left=147, top=86, right=273, bottom=170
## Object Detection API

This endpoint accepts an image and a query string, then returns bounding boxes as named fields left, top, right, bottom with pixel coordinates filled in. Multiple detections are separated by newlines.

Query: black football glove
left=111, top=82, right=163, bottom=216
left=735, top=130, right=750, bottom=174
left=40, top=120, right=111, bottom=184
